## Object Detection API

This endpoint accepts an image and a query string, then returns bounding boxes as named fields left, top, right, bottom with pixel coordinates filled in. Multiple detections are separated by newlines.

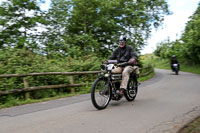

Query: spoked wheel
left=124, top=76, right=138, bottom=101
left=91, top=78, right=111, bottom=110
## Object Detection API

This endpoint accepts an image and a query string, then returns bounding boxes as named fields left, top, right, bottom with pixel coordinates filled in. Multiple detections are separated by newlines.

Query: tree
left=181, top=2, right=200, bottom=63
left=0, top=0, right=44, bottom=50
left=0, top=0, right=170, bottom=58
left=45, top=0, right=170, bottom=57
left=153, top=2, right=200, bottom=64
left=38, top=0, right=71, bottom=56
left=154, top=37, right=182, bottom=59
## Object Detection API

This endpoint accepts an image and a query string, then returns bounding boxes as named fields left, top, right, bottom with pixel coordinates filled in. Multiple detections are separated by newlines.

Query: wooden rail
left=0, top=71, right=101, bottom=78
left=0, top=66, right=153, bottom=98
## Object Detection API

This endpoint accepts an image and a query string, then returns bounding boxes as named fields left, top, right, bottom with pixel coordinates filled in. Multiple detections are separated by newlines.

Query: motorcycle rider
left=109, top=36, right=139, bottom=95
left=171, top=55, right=180, bottom=71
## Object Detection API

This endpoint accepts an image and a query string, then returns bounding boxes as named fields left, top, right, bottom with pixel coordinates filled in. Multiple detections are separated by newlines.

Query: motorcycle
left=172, top=63, right=179, bottom=75
left=91, top=60, right=138, bottom=110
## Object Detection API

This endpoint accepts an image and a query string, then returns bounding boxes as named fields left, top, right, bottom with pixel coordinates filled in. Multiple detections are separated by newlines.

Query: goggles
left=119, top=40, right=125, bottom=43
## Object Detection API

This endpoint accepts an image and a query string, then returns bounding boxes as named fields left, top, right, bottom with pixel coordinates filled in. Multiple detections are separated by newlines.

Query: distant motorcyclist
left=109, top=36, right=139, bottom=95
left=170, top=55, right=180, bottom=71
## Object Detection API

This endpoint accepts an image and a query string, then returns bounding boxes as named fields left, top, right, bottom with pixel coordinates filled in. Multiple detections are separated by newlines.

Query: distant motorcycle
left=91, top=60, right=138, bottom=110
left=172, top=63, right=179, bottom=75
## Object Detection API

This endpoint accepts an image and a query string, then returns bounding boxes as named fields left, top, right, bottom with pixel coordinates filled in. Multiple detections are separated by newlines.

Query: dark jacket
left=109, top=45, right=137, bottom=63
left=171, top=58, right=179, bottom=65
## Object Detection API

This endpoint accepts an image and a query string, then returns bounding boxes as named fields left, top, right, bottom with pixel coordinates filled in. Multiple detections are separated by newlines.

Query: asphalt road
left=0, top=69, right=200, bottom=133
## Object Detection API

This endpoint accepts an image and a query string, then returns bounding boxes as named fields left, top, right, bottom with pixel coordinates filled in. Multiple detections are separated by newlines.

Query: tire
left=91, top=78, right=111, bottom=110
left=124, top=76, right=138, bottom=101
left=175, top=68, right=179, bottom=75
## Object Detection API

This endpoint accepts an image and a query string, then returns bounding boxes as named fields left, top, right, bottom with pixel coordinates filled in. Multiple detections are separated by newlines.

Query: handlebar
left=103, top=60, right=135, bottom=67
left=117, top=62, right=129, bottom=67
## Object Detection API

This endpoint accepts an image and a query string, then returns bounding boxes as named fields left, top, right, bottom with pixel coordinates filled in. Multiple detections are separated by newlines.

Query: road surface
left=0, top=69, right=200, bottom=133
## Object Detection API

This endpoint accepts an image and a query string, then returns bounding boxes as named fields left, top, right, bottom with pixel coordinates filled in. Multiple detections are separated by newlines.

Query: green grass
left=155, top=60, right=200, bottom=74
left=178, top=116, right=200, bottom=133
left=0, top=93, right=76, bottom=109
left=140, top=54, right=200, bottom=74
left=138, top=68, right=155, bottom=82
left=140, top=54, right=170, bottom=70
left=180, top=65, right=200, bottom=74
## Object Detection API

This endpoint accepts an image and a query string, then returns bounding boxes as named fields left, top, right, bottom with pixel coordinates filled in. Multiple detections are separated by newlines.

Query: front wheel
left=91, top=78, right=111, bottom=110
left=175, top=69, right=179, bottom=75
left=124, top=76, right=138, bottom=101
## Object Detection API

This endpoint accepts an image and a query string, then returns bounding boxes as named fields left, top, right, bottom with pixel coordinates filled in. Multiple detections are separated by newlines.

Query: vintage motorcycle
left=172, top=63, right=179, bottom=75
left=91, top=60, right=138, bottom=110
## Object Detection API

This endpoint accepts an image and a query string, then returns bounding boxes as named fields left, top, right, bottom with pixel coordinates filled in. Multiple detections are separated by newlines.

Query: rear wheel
left=124, top=76, right=138, bottom=101
left=91, top=78, right=111, bottom=110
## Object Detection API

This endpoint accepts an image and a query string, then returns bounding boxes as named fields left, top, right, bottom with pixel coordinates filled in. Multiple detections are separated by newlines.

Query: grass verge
left=0, top=93, right=76, bottom=109
left=178, top=116, right=200, bottom=133
left=138, top=69, right=155, bottom=82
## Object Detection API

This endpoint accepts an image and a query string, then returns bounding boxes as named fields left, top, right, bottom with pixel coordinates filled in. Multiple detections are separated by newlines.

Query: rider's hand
left=128, top=58, right=137, bottom=65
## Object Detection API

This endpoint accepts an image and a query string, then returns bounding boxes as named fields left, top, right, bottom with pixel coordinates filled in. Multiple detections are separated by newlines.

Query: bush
left=0, top=48, right=102, bottom=104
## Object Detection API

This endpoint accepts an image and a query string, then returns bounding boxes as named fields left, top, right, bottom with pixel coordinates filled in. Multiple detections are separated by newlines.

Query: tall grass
left=140, top=54, right=200, bottom=74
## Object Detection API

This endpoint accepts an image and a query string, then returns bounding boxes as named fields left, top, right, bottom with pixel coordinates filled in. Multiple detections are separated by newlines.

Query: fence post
left=69, top=76, right=75, bottom=93
left=23, top=77, right=30, bottom=99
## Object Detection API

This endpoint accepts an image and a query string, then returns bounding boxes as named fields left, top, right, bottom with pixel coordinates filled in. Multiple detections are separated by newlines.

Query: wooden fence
left=0, top=66, right=153, bottom=99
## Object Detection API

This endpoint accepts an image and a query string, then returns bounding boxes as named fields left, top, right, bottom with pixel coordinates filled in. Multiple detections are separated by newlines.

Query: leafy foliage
left=0, top=0, right=45, bottom=49
left=0, top=0, right=170, bottom=104
left=43, top=0, right=170, bottom=57
left=154, top=2, right=200, bottom=65
left=181, top=3, right=200, bottom=63
left=0, top=48, right=101, bottom=104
